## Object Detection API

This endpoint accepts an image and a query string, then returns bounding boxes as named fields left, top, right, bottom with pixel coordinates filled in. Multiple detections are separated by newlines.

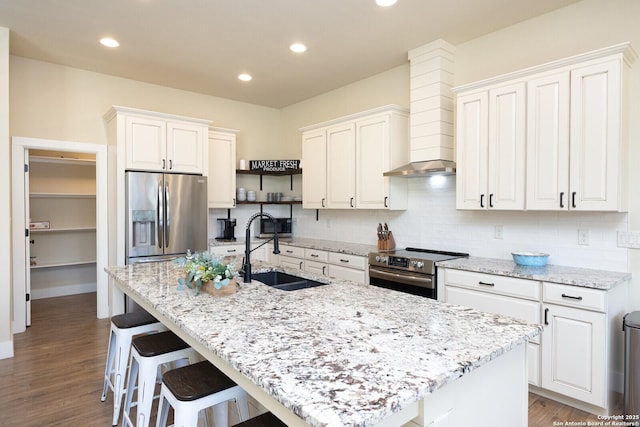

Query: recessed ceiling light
left=238, top=73, right=252, bottom=82
left=290, top=43, right=307, bottom=53
left=99, top=37, right=119, bottom=48
left=376, top=0, right=397, bottom=6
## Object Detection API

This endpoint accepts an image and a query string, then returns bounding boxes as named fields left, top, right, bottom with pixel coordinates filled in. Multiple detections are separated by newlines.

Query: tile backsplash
left=211, top=175, right=629, bottom=272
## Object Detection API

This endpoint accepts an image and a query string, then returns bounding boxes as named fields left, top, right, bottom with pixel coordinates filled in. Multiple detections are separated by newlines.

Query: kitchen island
left=106, top=261, right=542, bottom=427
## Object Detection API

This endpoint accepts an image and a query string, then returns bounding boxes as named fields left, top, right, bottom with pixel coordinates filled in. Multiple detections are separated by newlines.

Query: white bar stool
left=101, top=311, right=167, bottom=426
left=156, top=361, right=250, bottom=427
left=122, top=330, right=197, bottom=427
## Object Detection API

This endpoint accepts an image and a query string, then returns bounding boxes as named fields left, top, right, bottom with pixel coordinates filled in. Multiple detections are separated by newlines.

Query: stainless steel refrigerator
left=125, top=171, right=208, bottom=264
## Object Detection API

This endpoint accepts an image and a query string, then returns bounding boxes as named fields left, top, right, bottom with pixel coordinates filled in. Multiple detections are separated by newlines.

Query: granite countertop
left=106, top=261, right=542, bottom=427
left=210, top=237, right=377, bottom=257
left=437, top=256, right=631, bottom=290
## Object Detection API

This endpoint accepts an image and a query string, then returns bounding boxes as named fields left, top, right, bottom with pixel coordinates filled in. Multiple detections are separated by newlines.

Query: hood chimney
left=385, top=39, right=456, bottom=176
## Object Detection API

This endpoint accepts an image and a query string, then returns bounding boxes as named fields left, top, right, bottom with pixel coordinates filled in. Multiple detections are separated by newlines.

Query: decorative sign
left=250, top=159, right=300, bottom=172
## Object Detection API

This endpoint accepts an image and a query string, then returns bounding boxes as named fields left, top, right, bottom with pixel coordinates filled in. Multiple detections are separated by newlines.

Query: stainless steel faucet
left=244, top=212, right=280, bottom=283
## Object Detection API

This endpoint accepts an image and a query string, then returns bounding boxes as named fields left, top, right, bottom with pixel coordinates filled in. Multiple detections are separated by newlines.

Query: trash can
left=624, top=311, right=640, bottom=417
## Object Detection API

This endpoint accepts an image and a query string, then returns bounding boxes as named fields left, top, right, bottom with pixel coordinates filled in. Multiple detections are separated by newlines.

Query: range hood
left=385, top=39, right=456, bottom=177
left=384, top=159, right=455, bottom=176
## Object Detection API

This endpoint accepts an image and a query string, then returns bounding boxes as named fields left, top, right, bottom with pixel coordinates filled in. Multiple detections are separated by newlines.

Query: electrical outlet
left=578, top=229, right=589, bottom=246
left=494, top=225, right=503, bottom=239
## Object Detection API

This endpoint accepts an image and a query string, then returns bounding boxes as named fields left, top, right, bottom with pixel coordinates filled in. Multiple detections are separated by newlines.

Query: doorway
left=11, top=137, right=108, bottom=333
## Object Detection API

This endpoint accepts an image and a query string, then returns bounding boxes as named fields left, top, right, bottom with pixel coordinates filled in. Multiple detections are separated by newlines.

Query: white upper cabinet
left=526, top=71, right=570, bottom=210
left=326, top=122, right=356, bottom=209
left=456, top=81, right=526, bottom=210
left=117, top=107, right=208, bottom=174
left=455, top=42, right=636, bottom=212
left=301, top=129, right=327, bottom=209
left=569, top=59, right=623, bottom=211
left=208, top=128, right=238, bottom=208
left=301, top=105, right=408, bottom=210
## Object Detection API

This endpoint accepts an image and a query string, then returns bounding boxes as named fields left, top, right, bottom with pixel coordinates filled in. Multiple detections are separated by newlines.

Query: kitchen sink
left=251, top=271, right=328, bottom=291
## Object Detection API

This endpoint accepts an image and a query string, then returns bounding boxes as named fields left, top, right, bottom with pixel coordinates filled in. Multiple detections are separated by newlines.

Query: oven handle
left=369, top=267, right=434, bottom=290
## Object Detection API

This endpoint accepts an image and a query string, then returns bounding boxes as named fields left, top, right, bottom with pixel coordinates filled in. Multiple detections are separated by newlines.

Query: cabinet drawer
left=279, top=245, right=305, bottom=259
left=543, top=282, right=606, bottom=312
left=328, top=264, right=366, bottom=283
left=305, top=248, right=328, bottom=262
left=445, top=286, right=541, bottom=344
left=210, top=245, right=244, bottom=256
left=279, top=255, right=304, bottom=271
left=444, top=269, right=540, bottom=301
left=305, top=260, right=328, bottom=276
left=328, top=252, right=366, bottom=270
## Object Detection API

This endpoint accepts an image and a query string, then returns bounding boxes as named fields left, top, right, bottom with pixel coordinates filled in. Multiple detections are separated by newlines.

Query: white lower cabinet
left=327, top=252, right=366, bottom=283
left=275, top=244, right=366, bottom=284
left=210, top=244, right=266, bottom=262
left=443, top=269, right=541, bottom=386
left=442, top=268, right=628, bottom=414
left=541, top=302, right=606, bottom=406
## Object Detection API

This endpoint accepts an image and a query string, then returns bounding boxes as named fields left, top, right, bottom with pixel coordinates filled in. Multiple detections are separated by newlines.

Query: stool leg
left=234, top=389, right=250, bottom=422
left=173, top=402, right=200, bottom=427
left=135, top=358, right=161, bottom=427
left=213, top=401, right=230, bottom=427
left=121, top=353, right=139, bottom=427
left=101, top=327, right=117, bottom=401
left=155, top=385, right=170, bottom=427
left=113, top=330, right=134, bottom=426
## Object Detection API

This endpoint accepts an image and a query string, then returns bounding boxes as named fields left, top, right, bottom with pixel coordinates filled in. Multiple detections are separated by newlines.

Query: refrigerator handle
left=165, top=181, right=170, bottom=247
left=157, top=181, right=163, bottom=249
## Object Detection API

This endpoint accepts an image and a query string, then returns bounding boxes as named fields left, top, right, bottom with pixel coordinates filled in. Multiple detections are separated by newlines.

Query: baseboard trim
left=31, top=283, right=96, bottom=300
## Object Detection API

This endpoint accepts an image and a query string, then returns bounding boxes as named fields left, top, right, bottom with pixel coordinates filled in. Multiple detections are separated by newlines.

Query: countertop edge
left=437, top=256, right=631, bottom=290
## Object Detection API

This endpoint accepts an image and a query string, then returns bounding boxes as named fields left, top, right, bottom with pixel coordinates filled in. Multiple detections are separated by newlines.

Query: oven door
left=369, top=266, right=436, bottom=299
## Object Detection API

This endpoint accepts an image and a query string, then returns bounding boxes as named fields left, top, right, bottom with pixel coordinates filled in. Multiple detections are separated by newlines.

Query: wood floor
left=0, top=293, right=611, bottom=426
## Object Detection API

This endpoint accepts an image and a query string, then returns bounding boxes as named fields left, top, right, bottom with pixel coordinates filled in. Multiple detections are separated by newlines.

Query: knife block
left=377, top=232, right=396, bottom=251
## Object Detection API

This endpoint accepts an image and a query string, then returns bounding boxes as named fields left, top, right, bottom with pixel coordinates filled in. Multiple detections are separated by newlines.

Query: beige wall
left=9, top=56, right=286, bottom=161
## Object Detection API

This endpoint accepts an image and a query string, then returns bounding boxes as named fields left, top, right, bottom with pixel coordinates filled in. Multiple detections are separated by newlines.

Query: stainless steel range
left=368, top=247, right=468, bottom=299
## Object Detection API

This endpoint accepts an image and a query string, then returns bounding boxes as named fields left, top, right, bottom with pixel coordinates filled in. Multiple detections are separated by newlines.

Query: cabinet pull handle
left=489, top=194, right=494, bottom=208
left=322, top=266, right=326, bottom=275
left=544, top=308, right=549, bottom=325
left=322, top=198, right=325, bottom=208
left=350, top=197, right=354, bottom=208
left=226, top=249, right=237, bottom=253
left=162, top=159, right=166, bottom=170
left=480, top=194, right=485, bottom=208
left=310, top=254, right=319, bottom=258
left=169, top=159, right=173, bottom=170
left=340, top=259, right=349, bottom=263
left=384, top=196, right=388, bottom=208
left=560, top=192, right=564, bottom=208
left=299, top=261, right=303, bottom=269
left=233, top=198, right=236, bottom=207
left=478, top=281, right=495, bottom=287
left=561, top=293, right=583, bottom=301
left=286, top=250, right=294, bottom=254
left=572, top=192, right=577, bottom=208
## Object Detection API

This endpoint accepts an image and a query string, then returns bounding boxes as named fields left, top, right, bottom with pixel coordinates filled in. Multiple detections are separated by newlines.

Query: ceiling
left=0, top=0, right=581, bottom=108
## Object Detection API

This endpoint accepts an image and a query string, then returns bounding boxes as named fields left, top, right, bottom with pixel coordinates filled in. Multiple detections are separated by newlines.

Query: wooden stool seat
left=110, top=310, right=158, bottom=329
left=163, top=360, right=237, bottom=401
left=236, top=412, right=287, bottom=427
left=156, top=361, right=250, bottom=427
left=132, top=330, right=189, bottom=357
